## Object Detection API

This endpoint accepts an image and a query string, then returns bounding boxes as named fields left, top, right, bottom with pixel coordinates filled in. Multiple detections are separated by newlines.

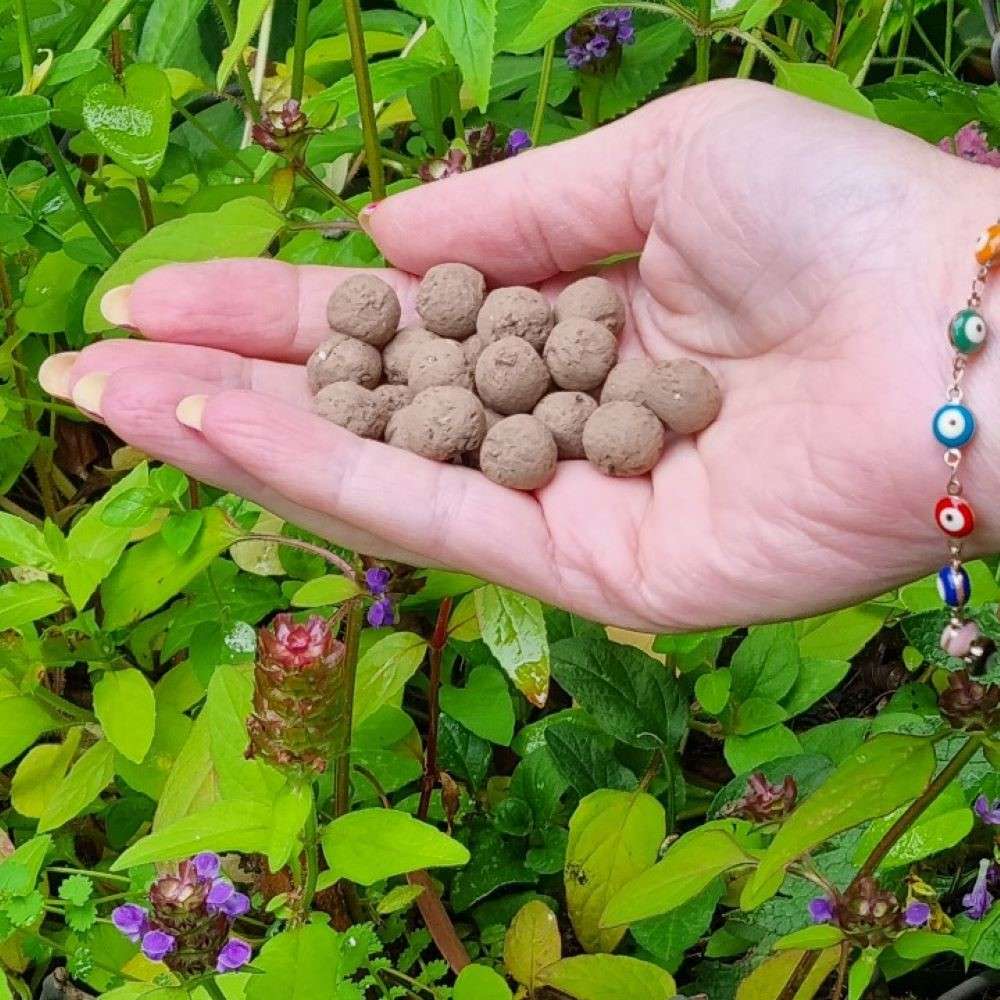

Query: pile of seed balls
left=307, top=264, right=722, bottom=491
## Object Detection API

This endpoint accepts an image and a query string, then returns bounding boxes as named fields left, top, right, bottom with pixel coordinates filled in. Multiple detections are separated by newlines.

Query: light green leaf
left=0, top=512, right=53, bottom=569
left=377, top=883, right=425, bottom=914
left=74, top=0, right=139, bottom=51
left=153, top=708, right=219, bottom=831
left=733, top=697, right=789, bottom=736
left=538, top=955, right=676, bottom=1000
left=743, top=734, right=936, bottom=909
left=353, top=631, right=428, bottom=728
left=476, top=585, right=550, bottom=707
left=304, top=31, right=406, bottom=69
left=38, top=740, right=115, bottom=833
left=774, top=60, right=877, bottom=118
left=736, top=948, right=841, bottom=1000
left=218, top=0, right=272, bottom=88
left=796, top=603, right=889, bottom=660
left=454, top=965, right=513, bottom=1000
left=321, top=808, right=470, bottom=885
left=505, top=0, right=594, bottom=53
left=290, top=573, right=362, bottom=607
left=730, top=624, right=800, bottom=703
left=835, top=0, right=892, bottom=84
left=11, top=728, right=82, bottom=818
left=566, top=790, right=665, bottom=953
left=138, top=0, right=209, bottom=66
left=93, top=668, right=156, bottom=763
left=267, top=782, right=311, bottom=871
left=602, top=828, right=753, bottom=928
left=847, top=948, right=880, bottom=1000
left=85, top=198, right=285, bottom=332
left=246, top=924, right=344, bottom=1000
left=113, top=706, right=192, bottom=801
left=504, top=899, right=561, bottom=990
left=0, top=95, right=50, bottom=140
left=774, top=925, right=846, bottom=950
left=781, top=659, right=851, bottom=716
left=440, top=665, right=515, bottom=745
left=0, top=579, right=68, bottom=629
left=725, top=724, right=802, bottom=774
left=892, top=930, right=965, bottom=959
left=0, top=696, right=57, bottom=768
left=695, top=669, right=732, bottom=715
left=426, top=0, right=497, bottom=111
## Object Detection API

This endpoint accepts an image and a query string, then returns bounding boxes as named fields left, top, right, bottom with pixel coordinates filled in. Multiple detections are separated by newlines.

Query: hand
left=40, top=80, right=1000, bottom=631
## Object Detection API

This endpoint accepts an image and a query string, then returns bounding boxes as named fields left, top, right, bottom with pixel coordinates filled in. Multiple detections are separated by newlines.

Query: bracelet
left=935, top=226, right=998, bottom=661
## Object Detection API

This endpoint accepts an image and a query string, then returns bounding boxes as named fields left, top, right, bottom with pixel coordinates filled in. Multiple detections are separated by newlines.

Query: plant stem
left=334, top=598, right=363, bottom=819
left=302, top=794, right=319, bottom=913
left=46, top=867, right=131, bottom=884
left=201, top=978, right=227, bottom=1000
left=33, top=685, right=96, bottom=724
left=291, top=0, right=311, bottom=104
left=736, top=35, right=758, bottom=77
left=136, top=179, right=154, bottom=231
left=298, top=165, right=360, bottom=218
left=531, top=38, right=556, bottom=146
left=831, top=942, right=850, bottom=1000
left=852, top=736, right=981, bottom=884
left=945, top=0, right=954, bottom=67
left=407, top=869, right=470, bottom=973
left=12, top=0, right=35, bottom=89
left=911, top=18, right=952, bottom=74
left=893, top=0, right=914, bottom=77
left=212, top=0, right=261, bottom=121
left=239, top=533, right=357, bottom=580
left=418, top=597, right=452, bottom=821
left=342, top=0, right=386, bottom=201
left=828, top=0, right=846, bottom=61
left=777, top=950, right=820, bottom=1000
left=695, top=0, right=713, bottom=83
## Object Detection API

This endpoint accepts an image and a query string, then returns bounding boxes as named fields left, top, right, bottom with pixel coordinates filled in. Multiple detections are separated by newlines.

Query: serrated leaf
left=774, top=60, right=876, bottom=118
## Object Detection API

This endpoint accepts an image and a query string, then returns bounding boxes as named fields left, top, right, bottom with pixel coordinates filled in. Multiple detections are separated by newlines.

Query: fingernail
left=358, top=202, right=378, bottom=238
left=71, top=372, right=109, bottom=418
left=38, top=352, right=80, bottom=399
left=100, top=285, right=134, bottom=328
left=176, top=394, right=207, bottom=431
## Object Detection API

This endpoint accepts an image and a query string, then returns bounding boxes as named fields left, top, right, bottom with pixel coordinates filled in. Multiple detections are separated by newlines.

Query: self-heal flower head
left=206, top=879, right=236, bottom=914
left=595, top=9, right=621, bottom=27
left=566, top=46, right=591, bottom=69
left=367, top=596, right=395, bottom=628
left=975, top=794, right=1000, bottom=826
left=587, top=34, right=611, bottom=58
left=963, top=859, right=996, bottom=921
left=904, top=901, right=931, bottom=927
left=194, top=852, right=221, bottom=880
left=808, top=897, right=836, bottom=924
left=617, top=23, right=636, bottom=44
left=111, top=904, right=148, bottom=943
left=506, top=129, right=532, bottom=157
left=220, top=891, right=250, bottom=919
left=365, top=566, right=392, bottom=595
left=217, top=937, right=253, bottom=973
left=259, top=614, right=335, bottom=670
left=141, top=929, right=177, bottom=963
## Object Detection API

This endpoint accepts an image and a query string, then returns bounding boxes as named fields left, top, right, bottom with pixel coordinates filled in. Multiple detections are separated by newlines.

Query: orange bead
left=975, top=224, right=1000, bottom=265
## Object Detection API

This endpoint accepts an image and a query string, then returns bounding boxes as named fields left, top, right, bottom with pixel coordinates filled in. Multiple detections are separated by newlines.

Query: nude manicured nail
left=38, top=352, right=80, bottom=399
left=100, top=285, right=134, bottom=328
left=72, top=372, right=109, bottom=418
left=176, top=394, right=207, bottom=431
left=358, top=202, right=378, bottom=237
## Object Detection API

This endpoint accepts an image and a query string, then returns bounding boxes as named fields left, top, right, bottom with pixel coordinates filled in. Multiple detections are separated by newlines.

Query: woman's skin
left=38, top=80, right=1000, bottom=632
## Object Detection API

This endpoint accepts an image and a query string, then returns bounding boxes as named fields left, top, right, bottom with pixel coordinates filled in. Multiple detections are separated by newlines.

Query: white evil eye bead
left=933, top=403, right=976, bottom=447
left=937, top=564, right=971, bottom=607
left=950, top=309, right=988, bottom=354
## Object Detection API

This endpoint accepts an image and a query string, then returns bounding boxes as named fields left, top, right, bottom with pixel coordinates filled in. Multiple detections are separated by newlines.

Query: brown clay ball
left=313, top=382, right=387, bottom=439
left=387, top=386, right=486, bottom=461
left=583, top=401, right=665, bottom=477
left=601, top=359, right=653, bottom=405
left=643, top=359, right=722, bottom=434
left=476, top=286, right=553, bottom=351
left=408, top=339, right=474, bottom=393
left=373, top=383, right=414, bottom=418
left=480, top=414, right=558, bottom=491
left=326, top=273, right=401, bottom=348
left=543, top=318, right=617, bottom=392
left=416, top=263, right=486, bottom=339
left=463, top=333, right=487, bottom=369
left=475, top=336, right=550, bottom=415
left=307, top=334, right=381, bottom=391
left=555, top=276, right=626, bottom=335
left=382, top=326, right=438, bottom=385
left=533, top=391, right=597, bottom=460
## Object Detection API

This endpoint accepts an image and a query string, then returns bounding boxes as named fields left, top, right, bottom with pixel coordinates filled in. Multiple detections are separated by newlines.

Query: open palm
left=48, top=80, right=1000, bottom=630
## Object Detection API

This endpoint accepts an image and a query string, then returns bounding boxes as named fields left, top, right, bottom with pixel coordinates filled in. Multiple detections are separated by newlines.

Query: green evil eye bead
left=949, top=309, right=988, bottom=354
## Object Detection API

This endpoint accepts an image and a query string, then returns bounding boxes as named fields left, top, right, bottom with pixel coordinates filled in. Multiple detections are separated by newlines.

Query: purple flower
left=808, top=897, right=836, bottom=924
left=367, top=596, right=395, bottom=628
left=617, top=23, right=636, bottom=44
left=111, top=904, right=148, bottom=943
left=206, top=879, right=236, bottom=913
left=587, top=34, right=611, bottom=58
left=141, top=929, right=177, bottom=963
left=194, top=852, right=221, bottom=880
left=566, top=46, right=591, bottom=69
left=939, top=124, right=1000, bottom=167
left=975, top=794, right=1000, bottom=826
left=365, top=566, right=391, bottom=595
left=595, top=10, right=620, bottom=27
left=220, top=891, right=250, bottom=919
left=904, top=901, right=931, bottom=927
left=963, top=859, right=996, bottom=920
left=217, top=937, right=253, bottom=973
left=505, top=129, right=532, bottom=157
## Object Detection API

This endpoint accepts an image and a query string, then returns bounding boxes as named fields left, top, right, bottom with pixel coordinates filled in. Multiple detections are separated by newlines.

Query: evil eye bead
left=975, top=223, right=1000, bottom=266
left=937, top=564, right=971, bottom=607
left=935, top=496, right=976, bottom=538
left=941, top=619, right=982, bottom=658
left=933, top=403, right=976, bottom=447
left=949, top=309, right=988, bottom=354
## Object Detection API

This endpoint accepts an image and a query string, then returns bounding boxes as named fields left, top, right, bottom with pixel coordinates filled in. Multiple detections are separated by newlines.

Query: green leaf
left=454, top=964, right=513, bottom=1000
left=440, top=665, right=515, bottom=745
left=100, top=507, right=244, bottom=628
left=82, top=64, right=172, bottom=178
left=566, top=789, right=665, bottom=953
left=246, top=924, right=344, bottom=1000
left=74, top=0, right=140, bottom=51
left=475, top=585, right=550, bottom=707
left=93, top=668, right=156, bottom=763
left=774, top=61, right=876, bottom=119
left=538, top=955, right=676, bottom=1000
left=774, top=925, right=846, bottom=950
left=426, top=0, right=497, bottom=112
left=153, top=708, right=219, bottom=831
left=733, top=698, right=789, bottom=736
left=796, top=604, right=889, bottom=660
left=218, top=0, right=272, bottom=88
left=601, top=827, right=753, bottom=928
left=504, top=899, right=561, bottom=990
left=730, top=624, right=800, bottom=703
left=835, top=0, right=892, bottom=84
left=0, top=579, right=68, bottom=629
left=11, top=728, right=82, bottom=817
left=551, top=637, right=686, bottom=750
left=113, top=706, right=191, bottom=801
left=38, top=740, right=115, bottom=833
left=847, top=948, right=880, bottom=1000
left=725, top=724, right=802, bottom=774
left=505, top=0, right=594, bottom=53
left=113, top=799, right=274, bottom=868
left=631, top=881, right=724, bottom=973
left=735, top=948, right=841, bottom=1000
left=0, top=95, right=50, bottom=140
left=160, top=509, right=204, bottom=555
left=100, top=487, right=158, bottom=528
left=544, top=720, right=637, bottom=795
left=866, top=72, right=980, bottom=144
left=353, top=631, right=429, bottom=728
left=696, top=669, right=732, bottom=715
left=138, top=0, right=209, bottom=66
left=321, top=808, right=470, bottom=884
left=290, top=573, right=362, bottom=607
left=0, top=696, right=57, bottom=768
left=267, top=782, right=312, bottom=871
left=0, top=512, right=53, bottom=568
left=377, top=883, right=425, bottom=914
left=743, top=734, right=936, bottom=909
left=892, top=930, right=965, bottom=959
left=781, top=659, right=851, bottom=717
left=85, top=198, right=285, bottom=332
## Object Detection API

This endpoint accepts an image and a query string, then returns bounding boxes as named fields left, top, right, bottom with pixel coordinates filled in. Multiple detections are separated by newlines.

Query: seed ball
left=555, top=276, right=626, bottom=335
left=643, top=358, right=722, bottom=434
left=475, top=336, right=550, bottom=415
left=480, top=414, right=558, bottom=491
left=533, top=391, right=598, bottom=460
left=326, top=273, right=401, bottom=348
left=601, top=359, right=653, bottom=404
left=313, top=381, right=387, bottom=439
left=373, top=383, right=415, bottom=419
left=463, top=333, right=487, bottom=369
left=583, top=401, right=665, bottom=477
left=408, top=339, right=474, bottom=393
left=543, top=317, right=617, bottom=392
left=307, top=334, right=381, bottom=391
left=464, top=406, right=504, bottom=469
left=388, top=386, right=486, bottom=461
left=383, top=326, right=438, bottom=384
left=477, top=286, right=554, bottom=351
left=416, top=263, right=486, bottom=339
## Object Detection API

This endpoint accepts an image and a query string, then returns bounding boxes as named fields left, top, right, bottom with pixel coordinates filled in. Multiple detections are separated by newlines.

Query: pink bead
left=940, top=620, right=982, bottom=658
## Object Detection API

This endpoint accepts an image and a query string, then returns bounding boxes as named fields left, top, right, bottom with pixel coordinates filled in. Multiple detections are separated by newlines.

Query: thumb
left=361, top=98, right=670, bottom=284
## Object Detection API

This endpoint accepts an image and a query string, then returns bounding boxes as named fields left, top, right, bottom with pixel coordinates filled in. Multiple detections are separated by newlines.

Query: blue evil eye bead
left=933, top=403, right=976, bottom=447
left=950, top=309, right=988, bottom=354
left=937, top=564, right=971, bottom=607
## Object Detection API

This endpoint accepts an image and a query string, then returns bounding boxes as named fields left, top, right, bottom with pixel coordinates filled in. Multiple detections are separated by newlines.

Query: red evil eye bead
left=935, top=496, right=975, bottom=538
